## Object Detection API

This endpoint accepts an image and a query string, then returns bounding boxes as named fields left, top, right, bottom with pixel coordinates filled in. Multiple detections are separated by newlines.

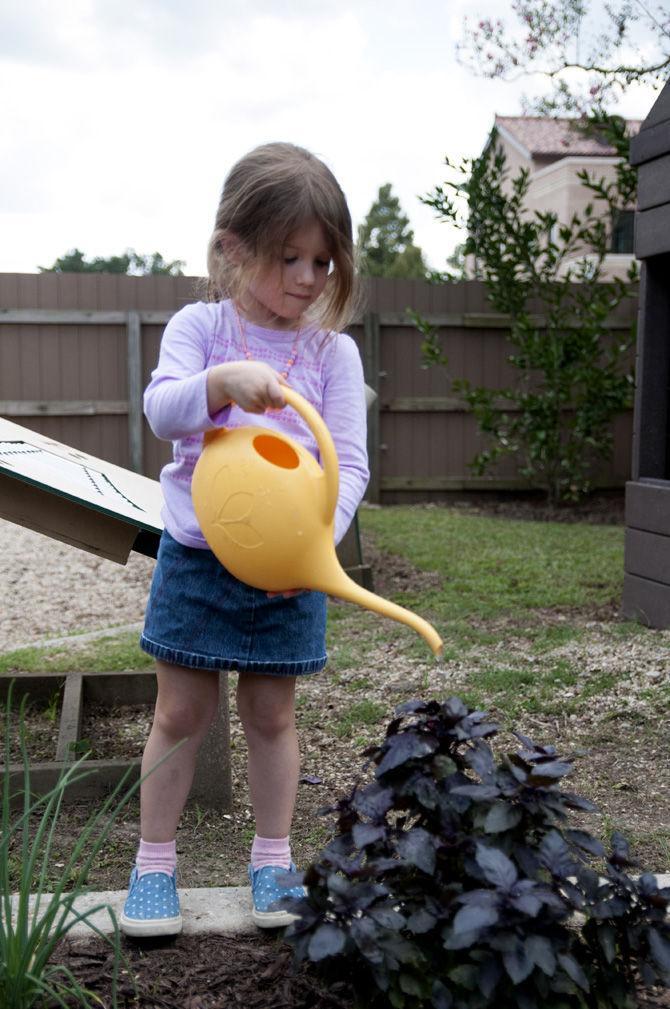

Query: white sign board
left=0, top=417, right=164, bottom=563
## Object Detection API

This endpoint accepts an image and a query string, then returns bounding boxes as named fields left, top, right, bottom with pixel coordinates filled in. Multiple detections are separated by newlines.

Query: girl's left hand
left=266, top=589, right=304, bottom=599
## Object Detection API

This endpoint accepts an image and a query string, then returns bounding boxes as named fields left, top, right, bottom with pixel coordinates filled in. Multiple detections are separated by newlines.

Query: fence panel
left=0, top=274, right=637, bottom=498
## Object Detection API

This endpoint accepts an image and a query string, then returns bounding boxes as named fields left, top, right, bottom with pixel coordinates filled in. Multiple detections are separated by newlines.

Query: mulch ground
left=53, top=930, right=670, bottom=1009
left=440, top=489, right=626, bottom=525
left=56, top=931, right=353, bottom=1008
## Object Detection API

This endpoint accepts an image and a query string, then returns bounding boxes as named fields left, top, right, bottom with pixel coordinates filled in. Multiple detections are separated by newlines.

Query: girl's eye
left=284, top=256, right=297, bottom=265
left=316, top=259, right=331, bottom=269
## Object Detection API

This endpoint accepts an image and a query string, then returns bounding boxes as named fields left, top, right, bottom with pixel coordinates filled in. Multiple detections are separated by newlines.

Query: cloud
left=0, top=0, right=662, bottom=274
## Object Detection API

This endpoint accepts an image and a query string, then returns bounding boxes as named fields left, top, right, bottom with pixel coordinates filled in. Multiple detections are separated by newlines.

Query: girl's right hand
left=207, top=361, right=286, bottom=415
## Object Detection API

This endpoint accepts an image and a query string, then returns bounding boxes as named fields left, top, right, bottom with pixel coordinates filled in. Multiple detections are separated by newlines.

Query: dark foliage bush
left=285, top=697, right=670, bottom=1009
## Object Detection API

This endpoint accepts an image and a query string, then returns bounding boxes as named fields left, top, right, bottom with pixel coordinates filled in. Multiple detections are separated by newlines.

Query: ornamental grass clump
left=0, top=681, right=149, bottom=1009
left=285, top=697, right=670, bottom=1009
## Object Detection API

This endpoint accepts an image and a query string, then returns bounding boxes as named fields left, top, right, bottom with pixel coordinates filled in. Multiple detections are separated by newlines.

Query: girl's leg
left=140, top=660, right=220, bottom=842
left=236, top=673, right=299, bottom=838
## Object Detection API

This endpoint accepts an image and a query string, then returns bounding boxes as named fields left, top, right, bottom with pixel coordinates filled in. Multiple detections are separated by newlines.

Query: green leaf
left=388, top=987, right=405, bottom=1008
left=399, top=972, right=424, bottom=996
left=448, top=964, right=479, bottom=990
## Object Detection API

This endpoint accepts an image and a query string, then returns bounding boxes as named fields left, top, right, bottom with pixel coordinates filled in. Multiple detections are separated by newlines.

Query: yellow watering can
left=191, top=387, right=443, bottom=658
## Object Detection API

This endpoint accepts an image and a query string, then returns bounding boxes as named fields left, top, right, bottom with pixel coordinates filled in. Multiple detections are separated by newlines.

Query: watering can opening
left=253, top=434, right=300, bottom=470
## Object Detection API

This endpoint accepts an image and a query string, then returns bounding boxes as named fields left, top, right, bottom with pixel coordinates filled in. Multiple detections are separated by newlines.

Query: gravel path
left=0, top=517, right=155, bottom=653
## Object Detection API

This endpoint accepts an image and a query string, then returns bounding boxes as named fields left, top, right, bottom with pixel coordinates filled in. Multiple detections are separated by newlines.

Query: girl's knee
left=237, top=690, right=295, bottom=739
left=153, top=665, right=219, bottom=740
left=154, top=690, right=217, bottom=740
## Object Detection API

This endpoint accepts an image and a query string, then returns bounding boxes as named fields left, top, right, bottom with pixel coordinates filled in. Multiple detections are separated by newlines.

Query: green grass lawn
left=0, top=633, right=154, bottom=676
left=350, top=504, right=661, bottom=722
left=359, top=504, right=624, bottom=618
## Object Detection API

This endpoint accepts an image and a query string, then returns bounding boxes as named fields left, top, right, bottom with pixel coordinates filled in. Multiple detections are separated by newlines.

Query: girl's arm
left=321, top=335, right=371, bottom=545
left=144, top=305, right=226, bottom=440
left=144, top=305, right=284, bottom=440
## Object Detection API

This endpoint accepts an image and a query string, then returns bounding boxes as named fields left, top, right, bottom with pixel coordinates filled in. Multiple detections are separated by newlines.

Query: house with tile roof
left=485, top=114, right=641, bottom=280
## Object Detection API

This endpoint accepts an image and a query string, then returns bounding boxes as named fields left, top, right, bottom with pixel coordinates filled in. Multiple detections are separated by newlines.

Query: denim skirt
left=139, top=530, right=327, bottom=676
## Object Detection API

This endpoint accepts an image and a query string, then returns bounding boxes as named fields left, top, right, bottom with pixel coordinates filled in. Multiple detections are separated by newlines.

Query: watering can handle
left=281, top=386, right=339, bottom=528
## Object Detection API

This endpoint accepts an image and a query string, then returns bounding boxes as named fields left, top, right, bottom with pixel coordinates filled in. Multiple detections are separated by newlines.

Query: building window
left=611, top=210, right=635, bottom=253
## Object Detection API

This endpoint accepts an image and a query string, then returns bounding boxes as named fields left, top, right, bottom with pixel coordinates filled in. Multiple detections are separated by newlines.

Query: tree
left=357, top=184, right=428, bottom=279
left=415, top=127, right=637, bottom=504
left=39, top=248, right=185, bottom=276
left=457, top=0, right=670, bottom=116
left=410, top=0, right=650, bottom=503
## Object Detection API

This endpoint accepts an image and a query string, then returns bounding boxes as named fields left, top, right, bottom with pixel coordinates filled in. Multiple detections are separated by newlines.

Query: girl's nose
left=297, top=261, right=315, bottom=286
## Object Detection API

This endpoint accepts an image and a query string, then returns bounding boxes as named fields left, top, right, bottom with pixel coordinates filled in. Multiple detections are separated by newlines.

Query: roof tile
left=495, top=115, right=641, bottom=157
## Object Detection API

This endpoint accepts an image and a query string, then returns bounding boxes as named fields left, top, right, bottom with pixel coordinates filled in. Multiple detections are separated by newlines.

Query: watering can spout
left=314, top=559, right=444, bottom=659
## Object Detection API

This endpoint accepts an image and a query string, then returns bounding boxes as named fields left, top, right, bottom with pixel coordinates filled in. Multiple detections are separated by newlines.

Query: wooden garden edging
left=1, top=669, right=232, bottom=812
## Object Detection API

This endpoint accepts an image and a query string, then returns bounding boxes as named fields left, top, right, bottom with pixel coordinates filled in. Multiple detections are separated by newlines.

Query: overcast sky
left=1, top=0, right=662, bottom=277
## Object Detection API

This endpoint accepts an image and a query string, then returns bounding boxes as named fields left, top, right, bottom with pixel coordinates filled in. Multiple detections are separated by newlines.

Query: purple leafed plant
left=285, top=697, right=670, bottom=1009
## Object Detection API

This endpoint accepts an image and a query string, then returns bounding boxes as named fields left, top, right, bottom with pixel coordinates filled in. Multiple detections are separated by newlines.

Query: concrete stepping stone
left=13, top=874, right=670, bottom=940
left=11, top=886, right=257, bottom=937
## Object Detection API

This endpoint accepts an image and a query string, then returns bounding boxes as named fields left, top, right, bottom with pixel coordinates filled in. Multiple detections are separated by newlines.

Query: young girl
left=119, top=142, right=369, bottom=937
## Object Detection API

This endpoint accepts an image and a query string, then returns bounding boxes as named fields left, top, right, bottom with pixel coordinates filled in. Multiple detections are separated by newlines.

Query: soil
left=5, top=703, right=154, bottom=763
left=439, top=489, right=627, bottom=526
left=5, top=704, right=62, bottom=762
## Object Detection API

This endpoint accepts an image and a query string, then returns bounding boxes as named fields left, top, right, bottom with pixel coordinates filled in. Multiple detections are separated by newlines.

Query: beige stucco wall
left=527, top=156, right=618, bottom=220
left=556, top=253, right=636, bottom=281
left=482, top=135, right=635, bottom=282
left=495, top=134, right=532, bottom=180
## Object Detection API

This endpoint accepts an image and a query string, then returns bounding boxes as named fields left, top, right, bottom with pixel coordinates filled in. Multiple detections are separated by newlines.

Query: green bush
left=286, top=697, right=670, bottom=1009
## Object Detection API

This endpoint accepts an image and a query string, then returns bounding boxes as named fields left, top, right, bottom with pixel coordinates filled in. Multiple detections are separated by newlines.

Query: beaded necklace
left=233, top=302, right=301, bottom=381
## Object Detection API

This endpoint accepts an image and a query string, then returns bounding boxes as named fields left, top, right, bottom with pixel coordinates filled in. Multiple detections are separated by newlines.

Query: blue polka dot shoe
left=248, top=862, right=306, bottom=928
left=119, top=868, right=183, bottom=937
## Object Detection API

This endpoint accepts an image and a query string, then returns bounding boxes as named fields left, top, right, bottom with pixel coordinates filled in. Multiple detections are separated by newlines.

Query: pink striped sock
left=136, top=839, right=177, bottom=878
left=250, top=834, right=291, bottom=870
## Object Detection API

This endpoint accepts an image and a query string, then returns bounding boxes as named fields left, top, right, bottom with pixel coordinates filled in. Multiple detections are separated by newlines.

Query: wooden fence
left=0, top=273, right=637, bottom=502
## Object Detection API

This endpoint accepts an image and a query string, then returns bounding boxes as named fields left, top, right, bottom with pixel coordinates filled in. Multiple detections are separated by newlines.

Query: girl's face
left=242, top=219, right=332, bottom=329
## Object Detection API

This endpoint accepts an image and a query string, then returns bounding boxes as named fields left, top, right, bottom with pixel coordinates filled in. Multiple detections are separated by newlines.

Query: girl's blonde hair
left=206, top=142, right=358, bottom=334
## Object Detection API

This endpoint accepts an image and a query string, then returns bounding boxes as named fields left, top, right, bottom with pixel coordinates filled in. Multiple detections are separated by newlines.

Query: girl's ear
left=217, top=229, right=246, bottom=265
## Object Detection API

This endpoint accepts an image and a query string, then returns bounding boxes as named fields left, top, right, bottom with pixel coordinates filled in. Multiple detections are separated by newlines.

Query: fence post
left=126, top=311, right=143, bottom=474
left=363, top=311, right=381, bottom=503
left=190, top=670, right=233, bottom=811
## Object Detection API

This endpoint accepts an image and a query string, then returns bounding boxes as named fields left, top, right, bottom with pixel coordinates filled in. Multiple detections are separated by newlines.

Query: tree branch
left=553, top=53, right=670, bottom=75
left=493, top=52, right=670, bottom=83
left=633, top=0, right=670, bottom=40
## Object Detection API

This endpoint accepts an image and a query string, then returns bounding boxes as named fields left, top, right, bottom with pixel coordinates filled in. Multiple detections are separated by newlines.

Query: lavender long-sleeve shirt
left=144, top=300, right=370, bottom=549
